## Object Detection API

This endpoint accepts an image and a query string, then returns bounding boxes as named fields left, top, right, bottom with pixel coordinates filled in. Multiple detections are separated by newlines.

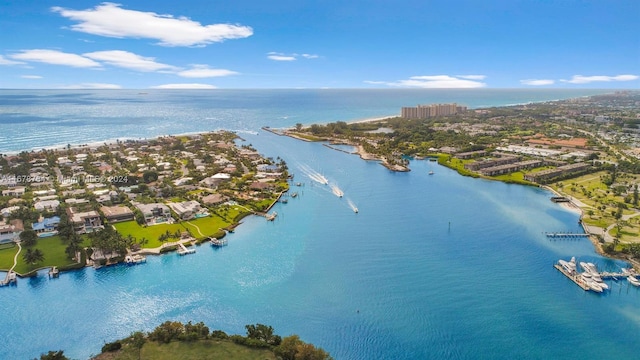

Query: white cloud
left=366, top=75, right=486, bottom=88
left=561, top=74, right=639, bottom=84
left=59, top=83, right=122, bottom=89
left=268, top=54, right=297, bottom=61
left=150, top=83, right=217, bottom=89
left=52, top=3, right=252, bottom=47
left=21, top=75, right=42, bottom=79
left=0, top=55, right=24, bottom=65
left=177, top=65, right=238, bottom=78
left=520, top=79, right=555, bottom=86
left=267, top=52, right=319, bottom=61
left=84, top=50, right=176, bottom=72
left=10, top=49, right=101, bottom=68
left=457, top=75, right=486, bottom=80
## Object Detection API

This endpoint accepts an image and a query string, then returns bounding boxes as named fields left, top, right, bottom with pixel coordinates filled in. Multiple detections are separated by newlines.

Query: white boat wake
left=299, top=164, right=329, bottom=185
left=347, top=198, right=358, bottom=213
left=330, top=184, right=344, bottom=198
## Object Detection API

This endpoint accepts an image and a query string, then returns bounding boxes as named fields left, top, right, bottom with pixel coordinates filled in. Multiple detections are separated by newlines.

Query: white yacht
left=558, top=257, right=577, bottom=273
left=628, top=276, right=640, bottom=287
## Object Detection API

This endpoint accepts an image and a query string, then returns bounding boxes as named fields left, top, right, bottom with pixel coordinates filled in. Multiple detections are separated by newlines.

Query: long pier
left=545, top=232, right=590, bottom=239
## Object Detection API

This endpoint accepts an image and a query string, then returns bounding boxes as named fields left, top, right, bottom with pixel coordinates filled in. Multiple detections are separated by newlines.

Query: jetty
left=210, top=237, right=228, bottom=247
left=178, top=243, right=196, bottom=256
left=48, top=266, right=59, bottom=278
left=545, top=232, right=590, bottom=239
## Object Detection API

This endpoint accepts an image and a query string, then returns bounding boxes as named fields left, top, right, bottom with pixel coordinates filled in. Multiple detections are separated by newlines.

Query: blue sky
left=0, top=0, right=638, bottom=89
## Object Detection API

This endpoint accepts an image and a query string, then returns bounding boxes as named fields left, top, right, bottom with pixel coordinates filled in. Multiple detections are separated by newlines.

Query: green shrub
left=101, top=341, right=122, bottom=353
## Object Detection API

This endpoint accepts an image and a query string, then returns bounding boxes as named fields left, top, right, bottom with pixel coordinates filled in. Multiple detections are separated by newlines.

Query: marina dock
left=554, top=264, right=590, bottom=291
left=555, top=259, right=639, bottom=292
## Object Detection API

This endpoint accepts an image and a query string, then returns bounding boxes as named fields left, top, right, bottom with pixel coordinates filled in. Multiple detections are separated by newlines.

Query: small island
left=0, top=131, right=289, bottom=280
left=282, top=92, right=640, bottom=269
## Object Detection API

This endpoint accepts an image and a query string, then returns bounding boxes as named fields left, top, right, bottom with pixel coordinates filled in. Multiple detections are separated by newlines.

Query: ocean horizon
left=1, top=89, right=639, bottom=360
left=0, top=88, right=617, bottom=154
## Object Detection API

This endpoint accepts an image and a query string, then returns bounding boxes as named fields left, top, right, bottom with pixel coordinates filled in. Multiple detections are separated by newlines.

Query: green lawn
left=114, top=216, right=232, bottom=247
left=96, top=340, right=277, bottom=360
left=182, top=216, right=230, bottom=238
left=0, top=235, right=79, bottom=274
left=113, top=221, right=186, bottom=248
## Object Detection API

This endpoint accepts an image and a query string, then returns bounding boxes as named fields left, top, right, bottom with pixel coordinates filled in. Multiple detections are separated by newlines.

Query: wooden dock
left=554, top=264, right=590, bottom=291
left=178, top=243, right=196, bottom=255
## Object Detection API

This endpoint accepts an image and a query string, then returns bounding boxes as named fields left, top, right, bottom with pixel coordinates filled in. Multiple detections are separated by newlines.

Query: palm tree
left=158, top=233, right=168, bottom=244
left=23, top=248, right=45, bottom=265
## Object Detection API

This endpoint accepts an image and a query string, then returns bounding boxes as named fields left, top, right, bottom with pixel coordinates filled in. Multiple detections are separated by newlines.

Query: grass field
left=552, top=171, right=640, bottom=244
left=114, top=221, right=186, bottom=248
left=95, top=340, right=277, bottom=360
left=0, top=235, right=79, bottom=274
left=114, top=215, right=233, bottom=247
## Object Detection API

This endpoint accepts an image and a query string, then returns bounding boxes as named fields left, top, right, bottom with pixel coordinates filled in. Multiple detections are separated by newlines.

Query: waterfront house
left=100, top=205, right=135, bottom=223
left=0, top=219, right=23, bottom=244
left=167, top=200, right=204, bottom=220
left=32, top=216, right=61, bottom=235
left=135, top=203, right=172, bottom=225
left=66, top=208, right=103, bottom=234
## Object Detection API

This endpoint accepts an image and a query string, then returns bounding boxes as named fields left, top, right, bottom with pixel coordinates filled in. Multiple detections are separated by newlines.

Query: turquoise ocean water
left=1, top=89, right=639, bottom=359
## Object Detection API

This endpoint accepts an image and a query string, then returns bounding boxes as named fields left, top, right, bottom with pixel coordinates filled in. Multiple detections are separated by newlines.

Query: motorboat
left=628, top=276, right=640, bottom=287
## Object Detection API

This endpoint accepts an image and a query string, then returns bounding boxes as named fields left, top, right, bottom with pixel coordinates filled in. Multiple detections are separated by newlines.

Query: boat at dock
left=1, top=271, right=17, bottom=286
left=558, top=257, right=577, bottom=273
left=265, top=211, right=277, bottom=221
left=210, top=237, right=228, bottom=247
left=628, top=276, right=640, bottom=287
left=48, top=267, right=59, bottom=278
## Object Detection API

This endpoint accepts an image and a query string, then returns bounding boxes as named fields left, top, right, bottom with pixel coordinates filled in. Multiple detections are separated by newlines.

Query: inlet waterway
left=0, top=89, right=638, bottom=359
